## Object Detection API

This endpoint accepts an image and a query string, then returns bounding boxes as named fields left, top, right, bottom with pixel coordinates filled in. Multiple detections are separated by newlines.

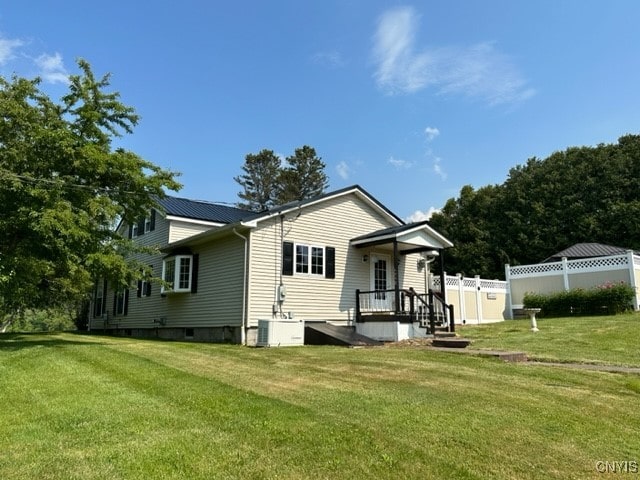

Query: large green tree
left=430, top=134, right=640, bottom=279
left=277, top=145, right=329, bottom=204
left=0, top=60, right=181, bottom=328
left=233, top=149, right=281, bottom=211
left=235, top=145, right=329, bottom=211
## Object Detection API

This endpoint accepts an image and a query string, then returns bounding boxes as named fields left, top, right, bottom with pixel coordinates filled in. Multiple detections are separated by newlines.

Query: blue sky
left=2, top=1, right=640, bottom=220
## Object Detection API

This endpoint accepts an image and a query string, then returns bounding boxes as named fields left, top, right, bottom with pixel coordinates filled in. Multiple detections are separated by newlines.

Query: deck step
left=431, top=337, right=471, bottom=348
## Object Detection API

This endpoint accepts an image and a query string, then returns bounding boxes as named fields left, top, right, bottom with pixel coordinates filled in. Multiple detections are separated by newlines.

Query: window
left=114, top=289, right=129, bottom=316
left=295, top=244, right=323, bottom=276
left=137, top=266, right=153, bottom=298
left=93, top=279, right=107, bottom=317
left=283, top=242, right=335, bottom=279
left=296, top=245, right=309, bottom=274
left=129, top=210, right=155, bottom=239
left=162, top=254, right=197, bottom=293
left=311, top=247, right=324, bottom=275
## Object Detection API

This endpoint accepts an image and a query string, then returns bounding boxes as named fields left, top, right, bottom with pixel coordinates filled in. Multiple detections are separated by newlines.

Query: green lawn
left=459, top=312, right=640, bottom=366
left=1, top=326, right=639, bottom=479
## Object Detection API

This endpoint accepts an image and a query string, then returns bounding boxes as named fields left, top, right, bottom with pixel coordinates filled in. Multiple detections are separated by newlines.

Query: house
left=89, top=185, right=454, bottom=344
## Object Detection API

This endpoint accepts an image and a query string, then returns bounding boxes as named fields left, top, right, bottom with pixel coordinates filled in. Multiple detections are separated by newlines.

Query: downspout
left=233, top=228, right=249, bottom=345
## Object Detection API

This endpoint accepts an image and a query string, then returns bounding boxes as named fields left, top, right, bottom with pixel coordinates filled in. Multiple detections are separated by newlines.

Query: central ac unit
left=257, top=319, right=305, bottom=347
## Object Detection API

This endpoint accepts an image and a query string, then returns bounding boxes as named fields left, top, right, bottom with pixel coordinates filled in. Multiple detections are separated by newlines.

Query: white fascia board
left=163, top=221, right=253, bottom=250
left=350, top=233, right=398, bottom=246
left=165, top=215, right=226, bottom=227
left=397, top=225, right=454, bottom=249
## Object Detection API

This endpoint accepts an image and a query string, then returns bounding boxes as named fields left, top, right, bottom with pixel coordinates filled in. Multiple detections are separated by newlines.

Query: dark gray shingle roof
left=156, top=196, right=250, bottom=224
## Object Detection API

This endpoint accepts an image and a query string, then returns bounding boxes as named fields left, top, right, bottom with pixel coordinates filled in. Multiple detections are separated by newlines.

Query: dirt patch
left=382, top=338, right=433, bottom=348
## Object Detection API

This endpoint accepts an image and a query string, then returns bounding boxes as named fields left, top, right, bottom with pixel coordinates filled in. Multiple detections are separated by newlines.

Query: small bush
left=523, top=282, right=635, bottom=317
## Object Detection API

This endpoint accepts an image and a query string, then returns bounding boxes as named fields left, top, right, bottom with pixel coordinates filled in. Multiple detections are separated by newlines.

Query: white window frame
left=94, top=280, right=104, bottom=317
left=294, top=244, right=324, bottom=277
left=144, top=216, right=152, bottom=233
left=162, top=255, right=193, bottom=293
left=131, top=223, right=139, bottom=238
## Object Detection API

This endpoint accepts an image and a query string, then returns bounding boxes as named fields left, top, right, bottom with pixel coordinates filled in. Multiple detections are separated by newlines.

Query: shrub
left=523, top=282, right=635, bottom=317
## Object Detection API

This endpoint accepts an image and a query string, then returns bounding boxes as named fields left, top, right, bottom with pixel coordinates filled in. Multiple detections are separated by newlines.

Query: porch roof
left=350, top=221, right=453, bottom=253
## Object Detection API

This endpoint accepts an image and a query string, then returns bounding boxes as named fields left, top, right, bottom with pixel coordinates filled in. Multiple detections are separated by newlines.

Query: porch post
left=393, top=239, right=400, bottom=314
left=439, top=249, right=447, bottom=304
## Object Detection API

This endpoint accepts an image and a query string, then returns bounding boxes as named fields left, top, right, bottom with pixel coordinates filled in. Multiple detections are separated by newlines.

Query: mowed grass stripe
left=0, top=332, right=639, bottom=479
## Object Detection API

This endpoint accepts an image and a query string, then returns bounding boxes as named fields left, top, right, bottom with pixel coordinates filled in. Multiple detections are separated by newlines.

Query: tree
left=233, top=149, right=281, bottom=211
left=234, top=145, right=329, bottom=211
left=431, top=134, right=640, bottom=279
left=277, top=145, right=329, bottom=204
left=0, top=60, right=181, bottom=329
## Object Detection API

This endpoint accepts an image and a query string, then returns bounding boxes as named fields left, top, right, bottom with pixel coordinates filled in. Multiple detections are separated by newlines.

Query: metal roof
left=156, top=196, right=251, bottom=224
left=543, top=242, right=631, bottom=262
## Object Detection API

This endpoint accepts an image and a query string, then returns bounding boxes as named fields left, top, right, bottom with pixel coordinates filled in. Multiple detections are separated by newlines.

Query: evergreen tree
left=233, top=149, right=281, bottom=211
left=235, top=145, right=329, bottom=210
left=277, top=145, right=329, bottom=204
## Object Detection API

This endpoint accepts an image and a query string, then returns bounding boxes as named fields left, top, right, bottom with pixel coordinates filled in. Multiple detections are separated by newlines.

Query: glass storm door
left=370, top=255, right=391, bottom=310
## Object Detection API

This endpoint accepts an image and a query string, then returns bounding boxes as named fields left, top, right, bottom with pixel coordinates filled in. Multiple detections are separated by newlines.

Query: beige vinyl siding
left=89, top=213, right=171, bottom=330
left=246, top=193, right=409, bottom=326
left=169, top=220, right=220, bottom=243
left=164, top=234, right=244, bottom=327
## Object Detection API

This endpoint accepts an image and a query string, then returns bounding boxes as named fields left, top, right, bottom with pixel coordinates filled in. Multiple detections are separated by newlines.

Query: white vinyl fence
left=505, top=251, right=640, bottom=315
left=431, top=274, right=509, bottom=324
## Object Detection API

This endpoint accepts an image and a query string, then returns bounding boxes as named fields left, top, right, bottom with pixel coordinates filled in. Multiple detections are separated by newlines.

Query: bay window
left=162, top=254, right=194, bottom=293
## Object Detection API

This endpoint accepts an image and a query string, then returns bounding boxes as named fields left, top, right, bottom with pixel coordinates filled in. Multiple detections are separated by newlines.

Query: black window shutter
left=137, top=280, right=142, bottom=298
left=150, top=209, right=156, bottom=231
left=190, top=254, right=199, bottom=293
left=145, top=278, right=152, bottom=297
left=326, top=247, right=336, bottom=279
left=124, top=289, right=129, bottom=316
left=128, top=224, right=133, bottom=239
left=137, top=218, right=145, bottom=236
left=282, top=242, right=294, bottom=276
left=102, top=280, right=108, bottom=314
left=93, top=283, right=99, bottom=317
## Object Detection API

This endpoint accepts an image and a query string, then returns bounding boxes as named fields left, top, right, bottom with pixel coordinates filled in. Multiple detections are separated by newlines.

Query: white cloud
left=0, top=36, right=24, bottom=65
left=35, top=53, right=69, bottom=84
left=372, top=6, right=535, bottom=105
left=388, top=156, right=413, bottom=169
left=336, top=161, right=350, bottom=180
left=424, top=126, right=440, bottom=141
left=406, top=207, right=440, bottom=223
left=311, top=51, right=346, bottom=68
left=433, top=157, right=447, bottom=180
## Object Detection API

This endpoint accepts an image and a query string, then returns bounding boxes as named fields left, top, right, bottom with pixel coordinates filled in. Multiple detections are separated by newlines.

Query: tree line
left=429, top=134, right=640, bottom=279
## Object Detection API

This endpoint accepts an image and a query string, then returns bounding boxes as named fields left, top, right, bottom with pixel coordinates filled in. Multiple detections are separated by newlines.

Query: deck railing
left=356, top=288, right=455, bottom=333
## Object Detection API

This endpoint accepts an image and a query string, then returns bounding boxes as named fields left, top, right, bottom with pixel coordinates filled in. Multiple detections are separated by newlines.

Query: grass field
left=1, top=317, right=639, bottom=479
left=459, top=312, right=640, bottom=366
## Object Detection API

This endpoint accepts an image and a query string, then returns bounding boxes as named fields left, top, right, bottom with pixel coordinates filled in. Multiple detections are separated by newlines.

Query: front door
left=370, top=254, right=391, bottom=310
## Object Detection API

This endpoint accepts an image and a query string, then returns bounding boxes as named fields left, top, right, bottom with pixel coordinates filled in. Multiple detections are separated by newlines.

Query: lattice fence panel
left=509, top=262, right=563, bottom=277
